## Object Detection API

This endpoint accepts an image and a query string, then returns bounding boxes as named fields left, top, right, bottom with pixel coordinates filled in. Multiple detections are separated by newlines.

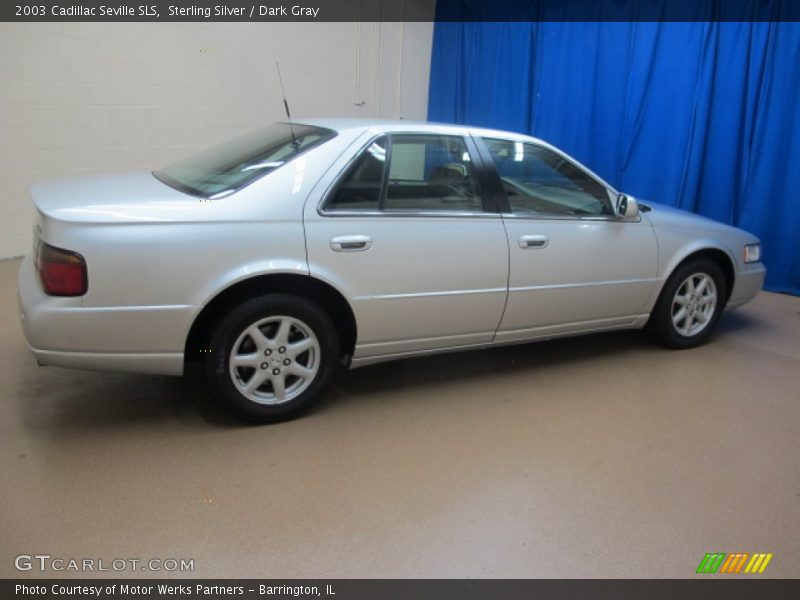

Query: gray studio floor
left=1, top=257, right=798, bottom=578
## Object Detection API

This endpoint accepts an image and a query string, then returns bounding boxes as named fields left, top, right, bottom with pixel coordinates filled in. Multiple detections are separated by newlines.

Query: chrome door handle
left=331, top=235, right=373, bottom=252
left=518, top=234, right=549, bottom=249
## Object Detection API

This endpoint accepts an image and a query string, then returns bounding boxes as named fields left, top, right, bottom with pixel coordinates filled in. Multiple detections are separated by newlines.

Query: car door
left=304, top=128, right=509, bottom=359
left=473, top=134, right=658, bottom=342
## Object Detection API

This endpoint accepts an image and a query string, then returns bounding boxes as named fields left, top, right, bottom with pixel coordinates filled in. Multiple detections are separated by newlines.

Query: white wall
left=0, top=20, right=434, bottom=258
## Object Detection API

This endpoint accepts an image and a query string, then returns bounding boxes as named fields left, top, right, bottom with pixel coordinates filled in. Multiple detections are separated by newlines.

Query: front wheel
left=648, top=258, right=727, bottom=349
left=205, top=294, right=340, bottom=423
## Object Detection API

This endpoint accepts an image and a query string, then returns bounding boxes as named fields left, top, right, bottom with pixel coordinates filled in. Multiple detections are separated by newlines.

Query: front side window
left=325, top=133, right=483, bottom=213
left=154, top=123, right=336, bottom=198
left=482, top=138, right=612, bottom=217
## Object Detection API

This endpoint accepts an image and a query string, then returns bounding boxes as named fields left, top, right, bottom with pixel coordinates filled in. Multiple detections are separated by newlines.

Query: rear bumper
left=727, top=262, right=766, bottom=310
left=24, top=346, right=184, bottom=376
left=17, top=254, right=192, bottom=376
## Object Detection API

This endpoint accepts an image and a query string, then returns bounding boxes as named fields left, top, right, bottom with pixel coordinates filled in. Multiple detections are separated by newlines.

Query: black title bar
left=2, top=0, right=434, bottom=22
left=3, top=0, right=800, bottom=22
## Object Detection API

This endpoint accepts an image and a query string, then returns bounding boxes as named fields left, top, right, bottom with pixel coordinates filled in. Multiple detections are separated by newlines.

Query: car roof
left=289, top=118, right=615, bottom=193
left=290, top=117, right=548, bottom=143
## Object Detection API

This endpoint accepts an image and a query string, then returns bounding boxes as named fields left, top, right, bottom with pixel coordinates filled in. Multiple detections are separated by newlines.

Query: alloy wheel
left=228, top=315, right=321, bottom=405
left=671, top=273, right=718, bottom=337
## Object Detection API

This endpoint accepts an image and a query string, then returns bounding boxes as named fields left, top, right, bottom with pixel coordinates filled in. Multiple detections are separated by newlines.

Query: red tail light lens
left=36, top=241, right=88, bottom=296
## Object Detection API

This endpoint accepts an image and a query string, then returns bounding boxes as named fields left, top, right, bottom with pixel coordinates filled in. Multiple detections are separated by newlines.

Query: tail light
left=35, top=240, right=88, bottom=296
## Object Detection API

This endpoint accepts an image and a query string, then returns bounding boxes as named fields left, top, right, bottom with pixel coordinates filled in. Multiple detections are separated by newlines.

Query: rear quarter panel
left=24, top=129, right=364, bottom=361
left=64, top=130, right=365, bottom=310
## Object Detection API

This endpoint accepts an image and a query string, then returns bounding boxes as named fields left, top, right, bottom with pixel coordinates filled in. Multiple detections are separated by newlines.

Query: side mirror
left=615, top=193, right=639, bottom=220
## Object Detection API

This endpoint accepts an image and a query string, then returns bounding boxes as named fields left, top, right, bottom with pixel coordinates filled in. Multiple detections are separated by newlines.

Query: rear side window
left=385, top=135, right=482, bottom=212
left=325, top=133, right=483, bottom=213
left=154, top=123, right=336, bottom=199
left=326, top=136, right=388, bottom=210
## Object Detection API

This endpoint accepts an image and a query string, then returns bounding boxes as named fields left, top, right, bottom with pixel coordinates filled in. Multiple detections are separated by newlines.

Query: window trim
left=473, top=135, right=622, bottom=221
left=377, top=136, right=393, bottom=211
left=319, top=132, right=501, bottom=217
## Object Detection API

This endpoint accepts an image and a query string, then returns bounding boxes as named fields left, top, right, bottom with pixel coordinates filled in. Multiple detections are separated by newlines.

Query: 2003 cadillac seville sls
left=18, top=120, right=765, bottom=422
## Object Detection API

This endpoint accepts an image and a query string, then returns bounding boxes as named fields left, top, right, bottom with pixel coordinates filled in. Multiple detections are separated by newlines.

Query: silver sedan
left=17, top=119, right=766, bottom=422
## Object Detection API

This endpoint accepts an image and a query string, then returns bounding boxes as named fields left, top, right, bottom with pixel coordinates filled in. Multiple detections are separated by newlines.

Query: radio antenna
left=275, top=62, right=299, bottom=149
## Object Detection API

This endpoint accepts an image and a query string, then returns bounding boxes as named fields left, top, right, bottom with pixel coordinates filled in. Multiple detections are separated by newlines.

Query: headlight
left=744, top=243, right=761, bottom=264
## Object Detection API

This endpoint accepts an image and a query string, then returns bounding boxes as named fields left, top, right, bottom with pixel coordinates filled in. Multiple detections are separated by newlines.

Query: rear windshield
left=153, top=123, right=336, bottom=198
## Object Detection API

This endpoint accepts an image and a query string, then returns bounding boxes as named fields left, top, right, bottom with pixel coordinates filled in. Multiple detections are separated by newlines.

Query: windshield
left=153, top=123, right=336, bottom=198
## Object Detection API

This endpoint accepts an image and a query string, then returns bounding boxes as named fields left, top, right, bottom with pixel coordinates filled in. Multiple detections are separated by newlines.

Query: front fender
left=644, top=235, right=739, bottom=313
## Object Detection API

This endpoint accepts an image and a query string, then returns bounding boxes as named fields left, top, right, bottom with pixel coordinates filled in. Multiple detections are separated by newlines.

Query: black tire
left=647, top=258, right=727, bottom=349
left=205, top=294, right=340, bottom=423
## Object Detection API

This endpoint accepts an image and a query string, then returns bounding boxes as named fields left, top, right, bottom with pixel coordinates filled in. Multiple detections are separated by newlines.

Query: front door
left=475, top=135, right=658, bottom=342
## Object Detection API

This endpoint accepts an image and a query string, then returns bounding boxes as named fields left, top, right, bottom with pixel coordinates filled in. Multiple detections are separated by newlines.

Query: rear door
left=304, top=128, right=509, bottom=360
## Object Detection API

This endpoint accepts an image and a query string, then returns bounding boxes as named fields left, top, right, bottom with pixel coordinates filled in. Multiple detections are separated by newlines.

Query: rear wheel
left=648, top=258, right=727, bottom=349
left=205, top=294, right=339, bottom=422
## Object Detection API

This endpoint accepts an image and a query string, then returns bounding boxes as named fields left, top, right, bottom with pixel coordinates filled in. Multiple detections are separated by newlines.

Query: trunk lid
left=30, top=171, right=199, bottom=224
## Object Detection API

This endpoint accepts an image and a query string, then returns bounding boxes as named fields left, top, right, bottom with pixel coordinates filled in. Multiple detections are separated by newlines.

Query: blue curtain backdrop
left=428, top=7, right=800, bottom=295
